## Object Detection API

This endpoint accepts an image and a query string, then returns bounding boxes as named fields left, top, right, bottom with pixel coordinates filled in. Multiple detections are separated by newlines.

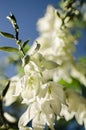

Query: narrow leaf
left=0, top=46, right=18, bottom=52
left=2, top=80, right=10, bottom=97
left=0, top=31, right=15, bottom=39
left=22, top=39, right=30, bottom=48
left=56, top=11, right=61, bottom=18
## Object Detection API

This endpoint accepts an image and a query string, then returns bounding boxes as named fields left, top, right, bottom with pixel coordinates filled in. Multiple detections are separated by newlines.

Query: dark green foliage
left=0, top=32, right=15, bottom=39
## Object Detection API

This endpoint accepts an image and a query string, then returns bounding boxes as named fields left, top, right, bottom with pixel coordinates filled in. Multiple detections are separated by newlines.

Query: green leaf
left=0, top=31, right=15, bottom=39
left=0, top=46, right=18, bottom=52
left=22, top=39, right=30, bottom=48
left=79, top=57, right=86, bottom=64
left=22, top=40, right=30, bottom=54
left=59, top=77, right=81, bottom=92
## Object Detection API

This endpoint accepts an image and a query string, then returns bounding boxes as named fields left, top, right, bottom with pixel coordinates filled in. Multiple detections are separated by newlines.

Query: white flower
left=4, top=75, right=20, bottom=106
left=21, top=74, right=41, bottom=104
left=19, top=99, right=55, bottom=130
left=7, top=4, right=86, bottom=130
left=60, top=104, right=75, bottom=121
left=18, top=81, right=65, bottom=130
left=24, top=61, right=39, bottom=75
left=14, top=59, right=43, bottom=104
left=37, top=5, right=62, bottom=32
left=30, top=5, right=86, bottom=87
left=60, top=89, right=86, bottom=128
left=19, top=126, right=33, bottom=130
left=41, top=61, right=73, bottom=83
left=71, top=63, right=86, bottom=86
left=31, top=53, right=58, bottom=70
left=39, top=82, right=65, bottom=114
left=35, top=5, right=77, bottom=64
left=15, top=72, right=42, bottom=105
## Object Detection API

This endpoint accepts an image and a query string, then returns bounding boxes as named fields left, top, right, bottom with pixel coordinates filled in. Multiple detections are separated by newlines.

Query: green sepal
left=22, top=39, right=30, bottom=54
left=22, top=39, right=30, bottom=48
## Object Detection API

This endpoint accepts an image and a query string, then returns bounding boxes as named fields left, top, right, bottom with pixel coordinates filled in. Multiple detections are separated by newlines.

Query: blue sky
left=0, top=0, right=86, bottom=77
left=0, top=0, right=58, bottom=46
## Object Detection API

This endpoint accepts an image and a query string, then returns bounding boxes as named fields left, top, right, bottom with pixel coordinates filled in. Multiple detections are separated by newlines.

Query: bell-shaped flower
left=38, top=81, right=65, bottom=115
left=19, top=99, right=55, bottom=130
left=18, top=80, right=66, bottom=130
left=60, top=89, right=86, bottom=128
left=15, top=71, right=42, bottom=105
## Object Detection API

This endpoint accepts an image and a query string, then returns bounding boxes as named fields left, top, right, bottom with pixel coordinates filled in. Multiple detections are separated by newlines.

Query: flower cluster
left=3, top=4, right=86, bottom=130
